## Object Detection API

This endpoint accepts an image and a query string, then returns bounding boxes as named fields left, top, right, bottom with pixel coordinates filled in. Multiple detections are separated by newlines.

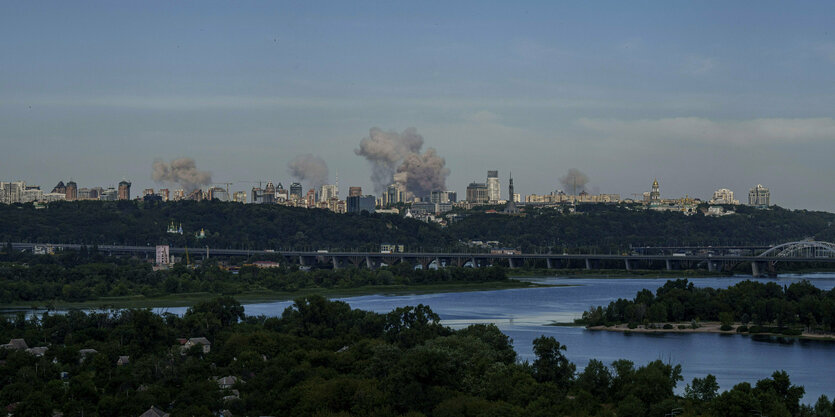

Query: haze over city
left=3, top=1, right=835, bottom=210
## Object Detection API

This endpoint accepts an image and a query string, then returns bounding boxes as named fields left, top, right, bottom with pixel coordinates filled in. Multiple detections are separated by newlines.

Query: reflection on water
left=232, top=273, right=835, bottom=403
left=6, top=273, right=835, bottom=402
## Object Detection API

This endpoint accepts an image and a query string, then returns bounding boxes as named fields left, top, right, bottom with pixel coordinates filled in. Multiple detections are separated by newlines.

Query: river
left=156, top=273, right=835, bottom=402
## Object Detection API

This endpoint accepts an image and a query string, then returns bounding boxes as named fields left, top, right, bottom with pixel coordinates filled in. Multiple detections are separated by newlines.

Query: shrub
left=780, top=328, right=802, bottom=336
left=627, top=322, right=638, bottom=329
left=736, top=325, right=749, bottom=333
left=748, top=326, right=766, bottom=333
left=677, top=325, right=687, bottom=330
left=720, top=324, right=733, bottom=331
left=663, top=323, right=673, bottom=329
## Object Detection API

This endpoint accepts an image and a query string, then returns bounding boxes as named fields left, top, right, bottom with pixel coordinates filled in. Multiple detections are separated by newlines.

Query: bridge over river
left=8, top=241, right=835, bottom=277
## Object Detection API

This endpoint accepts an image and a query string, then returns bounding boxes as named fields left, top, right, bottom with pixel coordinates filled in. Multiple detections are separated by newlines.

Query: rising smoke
left=287, top=154, right=329, bottom=190
left=151, top=158, right=212, bottom=192
left=560, top=168, right=590, bottom=194
left=354, top=127, right=450, bottom=198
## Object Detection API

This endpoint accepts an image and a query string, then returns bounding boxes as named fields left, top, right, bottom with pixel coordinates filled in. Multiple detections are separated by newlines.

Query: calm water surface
left=160, top=273, right=835, bottom=402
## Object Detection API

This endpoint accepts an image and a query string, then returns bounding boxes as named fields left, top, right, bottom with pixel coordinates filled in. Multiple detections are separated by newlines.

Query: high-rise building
left=118, top=180, right=131, bottom=200
left=143, top=188, right=155, bottom=197
left=320, top=184, right=338, bottom=202
left=65, top=181, right=78, bottom=201
left=290, top=182, right=303, bottom=200
left=172, top=189, right=184, bottom=201
left=51, top=181, right=66, bottom=195
left=487, top=170, right=501, bottom=203
left=1, top=181, right=24, bottom=204
left=207, top=186, right=229, bottom=201
left=384, top=184, right=402, bottom=206
left=748, top=184, right=770, bottom=207
left=101, top=187, right=118, bottom=201
left=709, top=188, right=738, bottom=205
left=232, top=191, right=247, bottom=203
left=186, top=189, right=204, bottom=201
left=21, top=186, right=43, bottom=203
left=159, top=188, right=170, bottom=201
left=349, top=186, right=362, bottom=197
left=466, top=182, right=488, bottom=204
left=347, top=195, right=376, bottom=214
left=305, top=189, right=317, bottom=207
left=430, top=190, right=456, bottom=204
left=77, top=187, right=92, bottom=200
left=260, top=181, right=275, bottom=204
left=251, top=186, right=263, bottom=203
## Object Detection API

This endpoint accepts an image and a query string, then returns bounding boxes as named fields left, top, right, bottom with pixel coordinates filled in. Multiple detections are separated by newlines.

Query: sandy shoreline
left=587, top=322, right=835, bottom=341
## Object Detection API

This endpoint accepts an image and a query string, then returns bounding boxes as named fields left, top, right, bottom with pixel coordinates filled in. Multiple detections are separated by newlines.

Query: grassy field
left=1, top=280, right=547, bottom=311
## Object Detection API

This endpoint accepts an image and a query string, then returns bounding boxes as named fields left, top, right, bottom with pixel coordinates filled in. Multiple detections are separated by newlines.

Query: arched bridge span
left=758, top=241, right=835, bottom=259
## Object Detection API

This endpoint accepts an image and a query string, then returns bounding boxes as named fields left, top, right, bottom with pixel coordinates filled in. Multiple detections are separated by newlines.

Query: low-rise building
left=182, top=337, right=211, bottom=354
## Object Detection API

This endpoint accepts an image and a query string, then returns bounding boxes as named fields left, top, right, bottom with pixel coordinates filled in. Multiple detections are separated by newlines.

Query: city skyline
left=2, top=170, right=771, bottom=209
left=3, top=2, right=835, bottom=210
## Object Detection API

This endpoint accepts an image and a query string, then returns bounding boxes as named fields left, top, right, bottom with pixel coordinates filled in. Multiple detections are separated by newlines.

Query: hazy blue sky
left=2, top=1, right=835, bottom=210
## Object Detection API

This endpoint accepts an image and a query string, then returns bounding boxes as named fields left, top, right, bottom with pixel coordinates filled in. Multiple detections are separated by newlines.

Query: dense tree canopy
left=0, top=248, right=509, bottom=304
left=0, top=297, right=823, bottom=417
left=1, top=201, right=835, bottom=253
left=579, top=279, right=835, bottom=334
left=448, top=204, right=835, bottom=251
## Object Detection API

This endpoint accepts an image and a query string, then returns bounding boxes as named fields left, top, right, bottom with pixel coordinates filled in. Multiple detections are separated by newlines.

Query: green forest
left=0, top=248, right=508, bottom=304
left=1, top=201, right=835, bottom=252
left=579, top=279, right=835, bottom=335
left=448, top=204, right=835, bottom=251
left=1, top=296, right=830, bottom=417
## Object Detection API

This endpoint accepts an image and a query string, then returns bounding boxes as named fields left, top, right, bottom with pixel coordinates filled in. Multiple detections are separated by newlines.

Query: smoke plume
left=287, top=154, right=329, bottom=190
left=355, top=127, right=449, bottom=199
left=151, top=158, right=212, bottom=191
left=560, top=168, right=589, bottom=194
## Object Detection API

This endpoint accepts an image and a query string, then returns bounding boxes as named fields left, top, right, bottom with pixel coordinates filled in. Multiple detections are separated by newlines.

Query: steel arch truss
left=759, top=241, right=835, bottom=259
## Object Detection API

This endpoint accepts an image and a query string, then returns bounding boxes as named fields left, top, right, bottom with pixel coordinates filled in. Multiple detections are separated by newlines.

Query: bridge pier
left=471, top=257, right=477, bottom=268
left=332, top=256, right=340, bottom=270
left=299, top=256, right=306, bottom=266
left=546, top=258, right=553, bottom=269
left=366, top=256, right=374, bottom=269
left=752, top=261, right=766, bottom=277
left=624, top=259, right=632, bottom=271
left=508, top=258, right=517, bottom=269
left=585, top=258, right=592, bottom=270
left=665, top=259, right=673, bottom=271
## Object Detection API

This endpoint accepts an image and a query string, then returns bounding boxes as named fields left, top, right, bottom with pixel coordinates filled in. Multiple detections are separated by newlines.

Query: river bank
left=509, top=268, right=734, bottom=278
left=587, top=322, right=835, bottom=342
left=0, top=279, right=548, bottom=311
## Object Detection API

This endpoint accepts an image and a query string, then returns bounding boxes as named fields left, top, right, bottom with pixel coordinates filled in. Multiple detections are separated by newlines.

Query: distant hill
left=1, top=201, right=833, bottom=252
left=446, top=204, right=835, bottom=252
left=0, top=200, right=452, bottom=251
